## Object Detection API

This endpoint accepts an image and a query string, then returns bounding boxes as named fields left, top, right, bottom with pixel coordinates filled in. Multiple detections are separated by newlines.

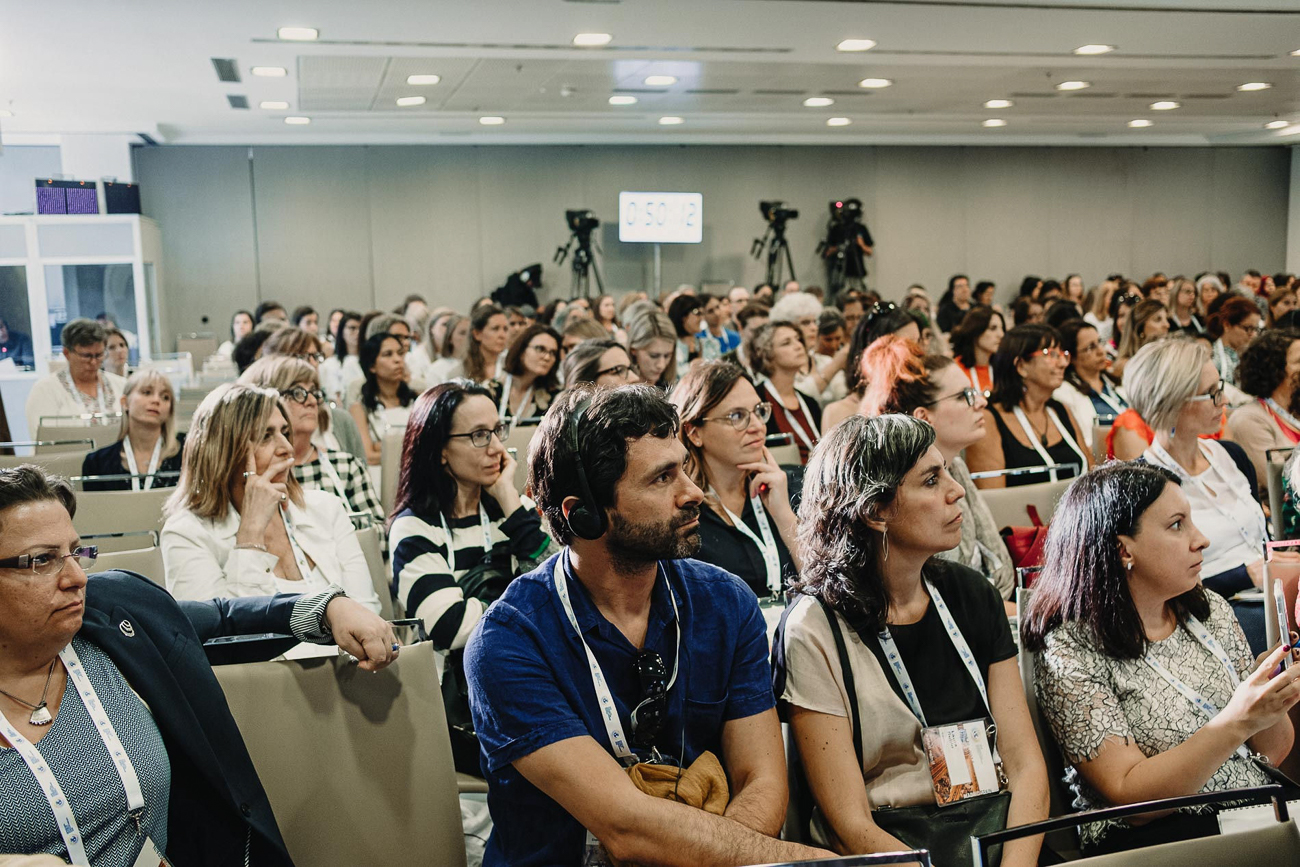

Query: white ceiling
left=2, top=0, right=1299, bottom=146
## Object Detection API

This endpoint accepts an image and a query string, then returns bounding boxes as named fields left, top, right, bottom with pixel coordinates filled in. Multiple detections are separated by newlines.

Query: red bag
left=1000, top=504, right=1048, bottom=573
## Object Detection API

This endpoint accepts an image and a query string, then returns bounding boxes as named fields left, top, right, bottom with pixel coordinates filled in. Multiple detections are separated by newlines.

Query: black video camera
left=566, top=209, right=600, bottom=234
left=760, top=200, right=799, bottom=224
left=829, top=198, right=864, bottom=223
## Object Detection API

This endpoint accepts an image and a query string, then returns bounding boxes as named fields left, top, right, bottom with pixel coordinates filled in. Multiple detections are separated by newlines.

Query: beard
left=605, top=503, right=702, bottom=574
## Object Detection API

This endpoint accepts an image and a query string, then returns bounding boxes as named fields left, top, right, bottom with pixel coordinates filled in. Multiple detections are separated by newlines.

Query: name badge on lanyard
left=441, top=504, right=496, bottom=566
left=1011, top=405, right=1086, bottom=483
left=715, top=492, right=782, bottom=598
left=875, top=580, right=1007, bottom=804
left=762, top=381, right=818, bottom=454
left=123, top=436, right=162, bottom=492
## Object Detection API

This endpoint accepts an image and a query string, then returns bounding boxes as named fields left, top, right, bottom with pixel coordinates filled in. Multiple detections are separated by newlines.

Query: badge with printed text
left=921, top=717, right=1005, bottom=807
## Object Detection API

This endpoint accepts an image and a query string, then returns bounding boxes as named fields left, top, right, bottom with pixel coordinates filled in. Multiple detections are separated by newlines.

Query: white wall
left=0, top=145, right=61, bottom=214
left=133, top=144, right=1291, bottom=344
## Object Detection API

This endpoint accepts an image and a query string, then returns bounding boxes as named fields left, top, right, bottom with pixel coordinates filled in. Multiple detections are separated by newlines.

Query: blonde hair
left=166, top=383, right=304, bottom=521
left=119, top=369, right=181, bottom=460
left=239, top=355, right=331, bottom=433
left=1124, top=338, right=1209, bottom=433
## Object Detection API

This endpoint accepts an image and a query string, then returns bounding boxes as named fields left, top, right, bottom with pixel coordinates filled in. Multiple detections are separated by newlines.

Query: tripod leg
left=784, top=241, right=797, bottom=285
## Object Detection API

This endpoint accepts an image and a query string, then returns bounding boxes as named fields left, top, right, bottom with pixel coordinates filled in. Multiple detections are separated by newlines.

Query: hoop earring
left=881, top=527, right=890, bottom=563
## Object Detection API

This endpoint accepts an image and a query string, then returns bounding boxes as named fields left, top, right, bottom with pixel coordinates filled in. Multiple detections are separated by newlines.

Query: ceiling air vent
left=212, top=58, right=240, bottom=83
left=227, top=95, right=249, bottom=109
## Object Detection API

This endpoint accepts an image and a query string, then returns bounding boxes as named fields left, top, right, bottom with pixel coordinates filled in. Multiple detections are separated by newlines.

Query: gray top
left=0, top=637, right=171, bottom=864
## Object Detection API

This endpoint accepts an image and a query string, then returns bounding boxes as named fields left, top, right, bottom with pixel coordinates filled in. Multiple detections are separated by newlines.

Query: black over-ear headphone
left=565, top=395, right=608, bottom=540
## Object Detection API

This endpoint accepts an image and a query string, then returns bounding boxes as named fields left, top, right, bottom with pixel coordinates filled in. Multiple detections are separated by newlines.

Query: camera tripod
left=751, top=220, right=797, bottom=288
left=820, top=222, right=869, bottom=295
left=555, top=230, right=605, bottom=298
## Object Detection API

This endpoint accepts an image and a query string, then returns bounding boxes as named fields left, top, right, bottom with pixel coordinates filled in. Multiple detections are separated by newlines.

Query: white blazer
left=25, top=370, right=126, bottom=436
left=160, top=488, right=381, bottom=614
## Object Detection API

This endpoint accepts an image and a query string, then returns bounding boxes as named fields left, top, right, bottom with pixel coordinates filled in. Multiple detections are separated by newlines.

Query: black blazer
left=81, top=570, right=300, bottom=867
left=80, top=434, right=185, bottom=492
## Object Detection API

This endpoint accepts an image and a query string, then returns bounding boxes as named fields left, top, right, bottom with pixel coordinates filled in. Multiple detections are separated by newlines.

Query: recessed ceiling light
left=982, top=118, right=1007, bottom=127
left=1238, top=82, right=1272, bottom=91
left=1150, top=101, right=1180, bottom=110
left=396, top=96, right=426, bottom=107
left=826, top=117, right=852, bottom=127
left=608, top=95, right=638, bottom=106
left=1128, top=119, right=1153, bottom=128
left=0, top=109, right=13, bottom=118
left=1291, top=49, right=1300, bottom=57
left=277, top=27, right=318, bottom=41
left=259, top=101, right=289, bottom=110
left=658, top=116, right=684, bottom=125
left=407, top=74, right=441, bottom=85
left=644, top=75, right=677, bottom=87
left=984, top=99, right=1013, bottom=109
left=858, top=78, right=892, bottom=89
left=1266, top=120, right=1290, bottom=129
left=1056, top=80, right=1091, bottom=91
left=803, top=97, right=835, bottom=107
left=251, top=66, right=287, bottom=77
left=284, top=116, right=310, bottom=125
left=1074, top=44, right=1115, bottom=55
left=573, top=32, right=613, bottom=47
left=479, top=116, right=506, bottom=125
left=836, top=39, right=876, bottom=52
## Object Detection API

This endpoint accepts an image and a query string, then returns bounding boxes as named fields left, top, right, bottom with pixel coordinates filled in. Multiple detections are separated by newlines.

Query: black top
left=81, top=434, right=185, bottom=492
left=696, top=466, right=803, bottom=599
left=989, top=399, right=1084, bottom=487
left=936, top=301, right=970, bottom=334
left=853, top=561, right=1016, bottom=726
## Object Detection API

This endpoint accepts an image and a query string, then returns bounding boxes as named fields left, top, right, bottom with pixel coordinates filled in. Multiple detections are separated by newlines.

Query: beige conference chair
left=0, top=442, right=95, bottom=478
left=214, top=642, right=466, bottom=867
left=972, top=466, right=1078, bottom=530
left=36, top=416, right=123, bottom=453
left=379, top=428, right=406, bottom=516
left=355, top=523, right=397, bottom=620
left=71, top=487, right=173, bottom=537
left=92, top=546, right=165, bottom=585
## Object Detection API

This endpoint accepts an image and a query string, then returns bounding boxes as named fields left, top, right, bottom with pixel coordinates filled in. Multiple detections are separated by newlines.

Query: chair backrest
left=92, top=547, right=165, bottom=585
left=379, top=429, right=406, bottom=516
left=72, top=488, right=172, bottom=537
left=1015, top=586, right=1075, bottom=835
left=213, top=642, right=466, bottom=867
left=176, top=335, right=218, bottom=363
left=36, top=420, right=122, bottom=453
left=0, top=446, right=94, bottom=478
left=770, top=444, right=802, bottom=467
left=81, top=530, right=160, bottom=554
left=1061, top=815, right=1299, bottom=867
left=355, top=525, right=397, bottom=620
left=980, top=476, right=1075, bottom=530
left=504, top=423, right=539, bottom=493
left=1091, top=423, right=1111, bottom=463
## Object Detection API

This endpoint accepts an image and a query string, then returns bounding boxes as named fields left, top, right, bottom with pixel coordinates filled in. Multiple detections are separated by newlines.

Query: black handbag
left=819, top=599, right=1010, bottom=867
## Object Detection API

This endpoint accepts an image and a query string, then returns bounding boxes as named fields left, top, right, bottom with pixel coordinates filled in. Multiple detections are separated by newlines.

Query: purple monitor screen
left=36, top=186, right=66, bottom=214
left=65, top=187, right=98, bottom=214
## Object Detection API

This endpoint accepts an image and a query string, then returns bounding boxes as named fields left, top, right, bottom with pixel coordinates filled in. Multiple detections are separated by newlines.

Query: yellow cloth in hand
left=624, top=749, right=730, bottom=815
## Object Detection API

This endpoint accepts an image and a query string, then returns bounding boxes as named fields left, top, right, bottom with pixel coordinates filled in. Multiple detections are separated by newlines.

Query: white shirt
left=25, top=370, right=126, bottom=437
left=319, top=354, right=362, bottom=404
left=427, top=356, right=464, bottom=386
left=160, top=488, right=381, bottom=613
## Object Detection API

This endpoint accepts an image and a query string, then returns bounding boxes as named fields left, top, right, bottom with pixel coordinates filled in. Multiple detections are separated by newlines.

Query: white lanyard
left=966, top=365, right=991, bottom=394
left=1143, top=616, right=1251, bottom=761
left=713, top=490, right=781, bottom=596
left=497, top=374, right=534, bottom=428
left=1265, top=398, right=1300, bottom=435
left=0, top=643, right=147, bottom=866
left=1011, top=405, right=1087, bottom=482
left=1094, top=381, right=1125, bottom=416
left=552, top=552, right=680, bottom=763
left=315, top=449, right=351, bottom=506
left=122, top=435, right=162, bottom=492
left=763, top=381, right=819, bottom=453
left=1214, top=341, right=1235, bottom=379
left=279, top=507, right=317, bottom=582
left=440, top=503, right=495, bottom=564
left=1146, top=439, right=1265, bottom=551
left=875, top=580, right=991, bottom=727
left=57, top=369, right=111, bottom=415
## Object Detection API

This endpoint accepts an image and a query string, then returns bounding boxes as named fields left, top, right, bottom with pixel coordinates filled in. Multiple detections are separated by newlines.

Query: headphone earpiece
left=565, top=395, right=608, bottom=540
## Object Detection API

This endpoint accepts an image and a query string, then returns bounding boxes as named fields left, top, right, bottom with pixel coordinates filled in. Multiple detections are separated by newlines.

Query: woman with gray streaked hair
left=24, top=318, right=127, bottom=436
left=774, top=413, right=1047, bottom=866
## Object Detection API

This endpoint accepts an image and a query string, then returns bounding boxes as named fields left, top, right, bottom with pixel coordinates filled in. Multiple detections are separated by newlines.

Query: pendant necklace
left=0, top=658, right=59, bottom=726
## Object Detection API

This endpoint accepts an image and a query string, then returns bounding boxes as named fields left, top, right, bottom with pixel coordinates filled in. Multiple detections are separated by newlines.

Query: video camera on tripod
left=818, top=197, right=873, bottom=293
left=554, top=209, right=604, bottom=297
left=751, top=200, right=799, bottom=287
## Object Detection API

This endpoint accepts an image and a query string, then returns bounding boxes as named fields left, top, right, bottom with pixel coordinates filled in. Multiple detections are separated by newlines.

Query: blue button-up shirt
left=465, top=552, right=775, bottom=867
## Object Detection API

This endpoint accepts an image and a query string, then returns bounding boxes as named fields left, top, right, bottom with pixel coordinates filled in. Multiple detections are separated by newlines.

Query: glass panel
left=0, top=266, right=34, bottom=369
left=0, top=225, right=26, bottom=258
left=36, top=222, right=134, bottom=257
left=143, top=263, right=160, bottom=357
left=44, top=264, right=139, bottom=366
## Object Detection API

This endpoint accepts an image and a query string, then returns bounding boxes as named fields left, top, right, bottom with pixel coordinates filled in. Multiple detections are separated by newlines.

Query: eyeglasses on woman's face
left=280, top=385, right=325, bottom=406
left=596, top=363, right=637, bottom=381
left=1030, top=347, right=1071, bottom=362
left=698, top=402, right=773, bottom=431
left=448, top=421, right=510, bottom=448
left=526, top=343, right=558, bottom=360
left=922, top=387, right=981, bottom=408
left=0, top=546, right=98, bottom=577
left=1188, top=381, right=1226, bottom=407
left=293, top=352, right=326, bottom=365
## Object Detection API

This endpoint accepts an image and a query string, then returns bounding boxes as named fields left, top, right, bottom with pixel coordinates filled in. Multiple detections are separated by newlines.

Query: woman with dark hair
left=859, top=336, right=1015, bottom=600
left=1167, top=277, right=1204, bottom=334
left=1011, top=297, right=1044, bottom=327
left=320, top=310, right=362, bottom=402
left=1106, top=288, right=1141, bottom=353
left=349, top=333, right=416, bottom=476
left=1207, top=295, right=1262, bottom=388
left=1268, top=287, right=1298, bottom=329
left=950, top=306, right=1005, bottom=396
left=775, top=414, right=1047, bottom=866
left=966, top=324, right=1092, bottom=488
left=746, top=322, right=822, bottom=464
left=489, top=323, right=561, bottom=426
left=1023, top=462, right=1300, bottom=855
left=935, top=274, right=972, bottom=333
left=1227, top=328, right=1300, bottom=490
left=462, top=304, right=511, bottom=385
left=218, top=309, right=254, bottom=357
left=820, top=304, right=920, bottom=431
left=1113, top=298, right=1171, bottom=380
left=1053, top=319, right=1128, bottom=450
left=290, top=305, right=319, bottom=334
left=670, top=360, right=801, bottom=598
left=668, top=294, right=714, bottom=368
left=558, top=338, right=641, bottom=388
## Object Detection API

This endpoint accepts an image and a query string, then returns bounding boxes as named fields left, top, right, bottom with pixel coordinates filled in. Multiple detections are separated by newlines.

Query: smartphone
left=1274, top=580, right=1292, bottom=671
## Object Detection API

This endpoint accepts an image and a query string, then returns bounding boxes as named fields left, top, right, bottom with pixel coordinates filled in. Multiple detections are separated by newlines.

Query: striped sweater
left=389, top=495, right=554, bottom=650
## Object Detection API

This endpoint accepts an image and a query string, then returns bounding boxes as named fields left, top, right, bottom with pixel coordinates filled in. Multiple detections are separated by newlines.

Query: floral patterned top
left=1034, top=591, right=1268, bottom=847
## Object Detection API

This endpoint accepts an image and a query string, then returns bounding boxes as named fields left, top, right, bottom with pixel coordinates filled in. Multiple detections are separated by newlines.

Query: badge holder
left=921, top=717, right=1007, bottom=807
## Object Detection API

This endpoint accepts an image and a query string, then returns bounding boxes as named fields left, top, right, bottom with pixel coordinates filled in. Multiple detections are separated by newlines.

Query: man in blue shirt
left=465, top=384, right=829, bottom=867
left=697, top=293, right=741, bottom=356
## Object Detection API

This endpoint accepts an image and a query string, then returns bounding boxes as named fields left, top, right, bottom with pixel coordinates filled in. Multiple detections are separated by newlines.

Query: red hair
left=858, top=334, right=953, bottom=417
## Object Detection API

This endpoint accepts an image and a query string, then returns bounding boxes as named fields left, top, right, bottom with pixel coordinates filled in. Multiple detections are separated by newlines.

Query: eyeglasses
left=293, top=352, right=326, bottom=364
left=1032, top=348, right=1071, bottom=362
left=922, top=387, right=981, bottom=408
left=1117, top=294, right=1142, bottom=306
left=698, top=402, right=773, bottom=431
left=527, top=344, right=558, bottom=359
left=389, top=331, right=412, bottom=344
left=1189, top=381, right=1227, bottom=407
left=596, top=363, right=636, bottom=381
left=630, top=649, right=667, bottom=748
left=448, top=421, right=510, bottom=448
left=280, top=385, right=326, bottom=406
left=0, top=546, right=98, bottom=576
left=68, top=348, right=106, bottom=362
